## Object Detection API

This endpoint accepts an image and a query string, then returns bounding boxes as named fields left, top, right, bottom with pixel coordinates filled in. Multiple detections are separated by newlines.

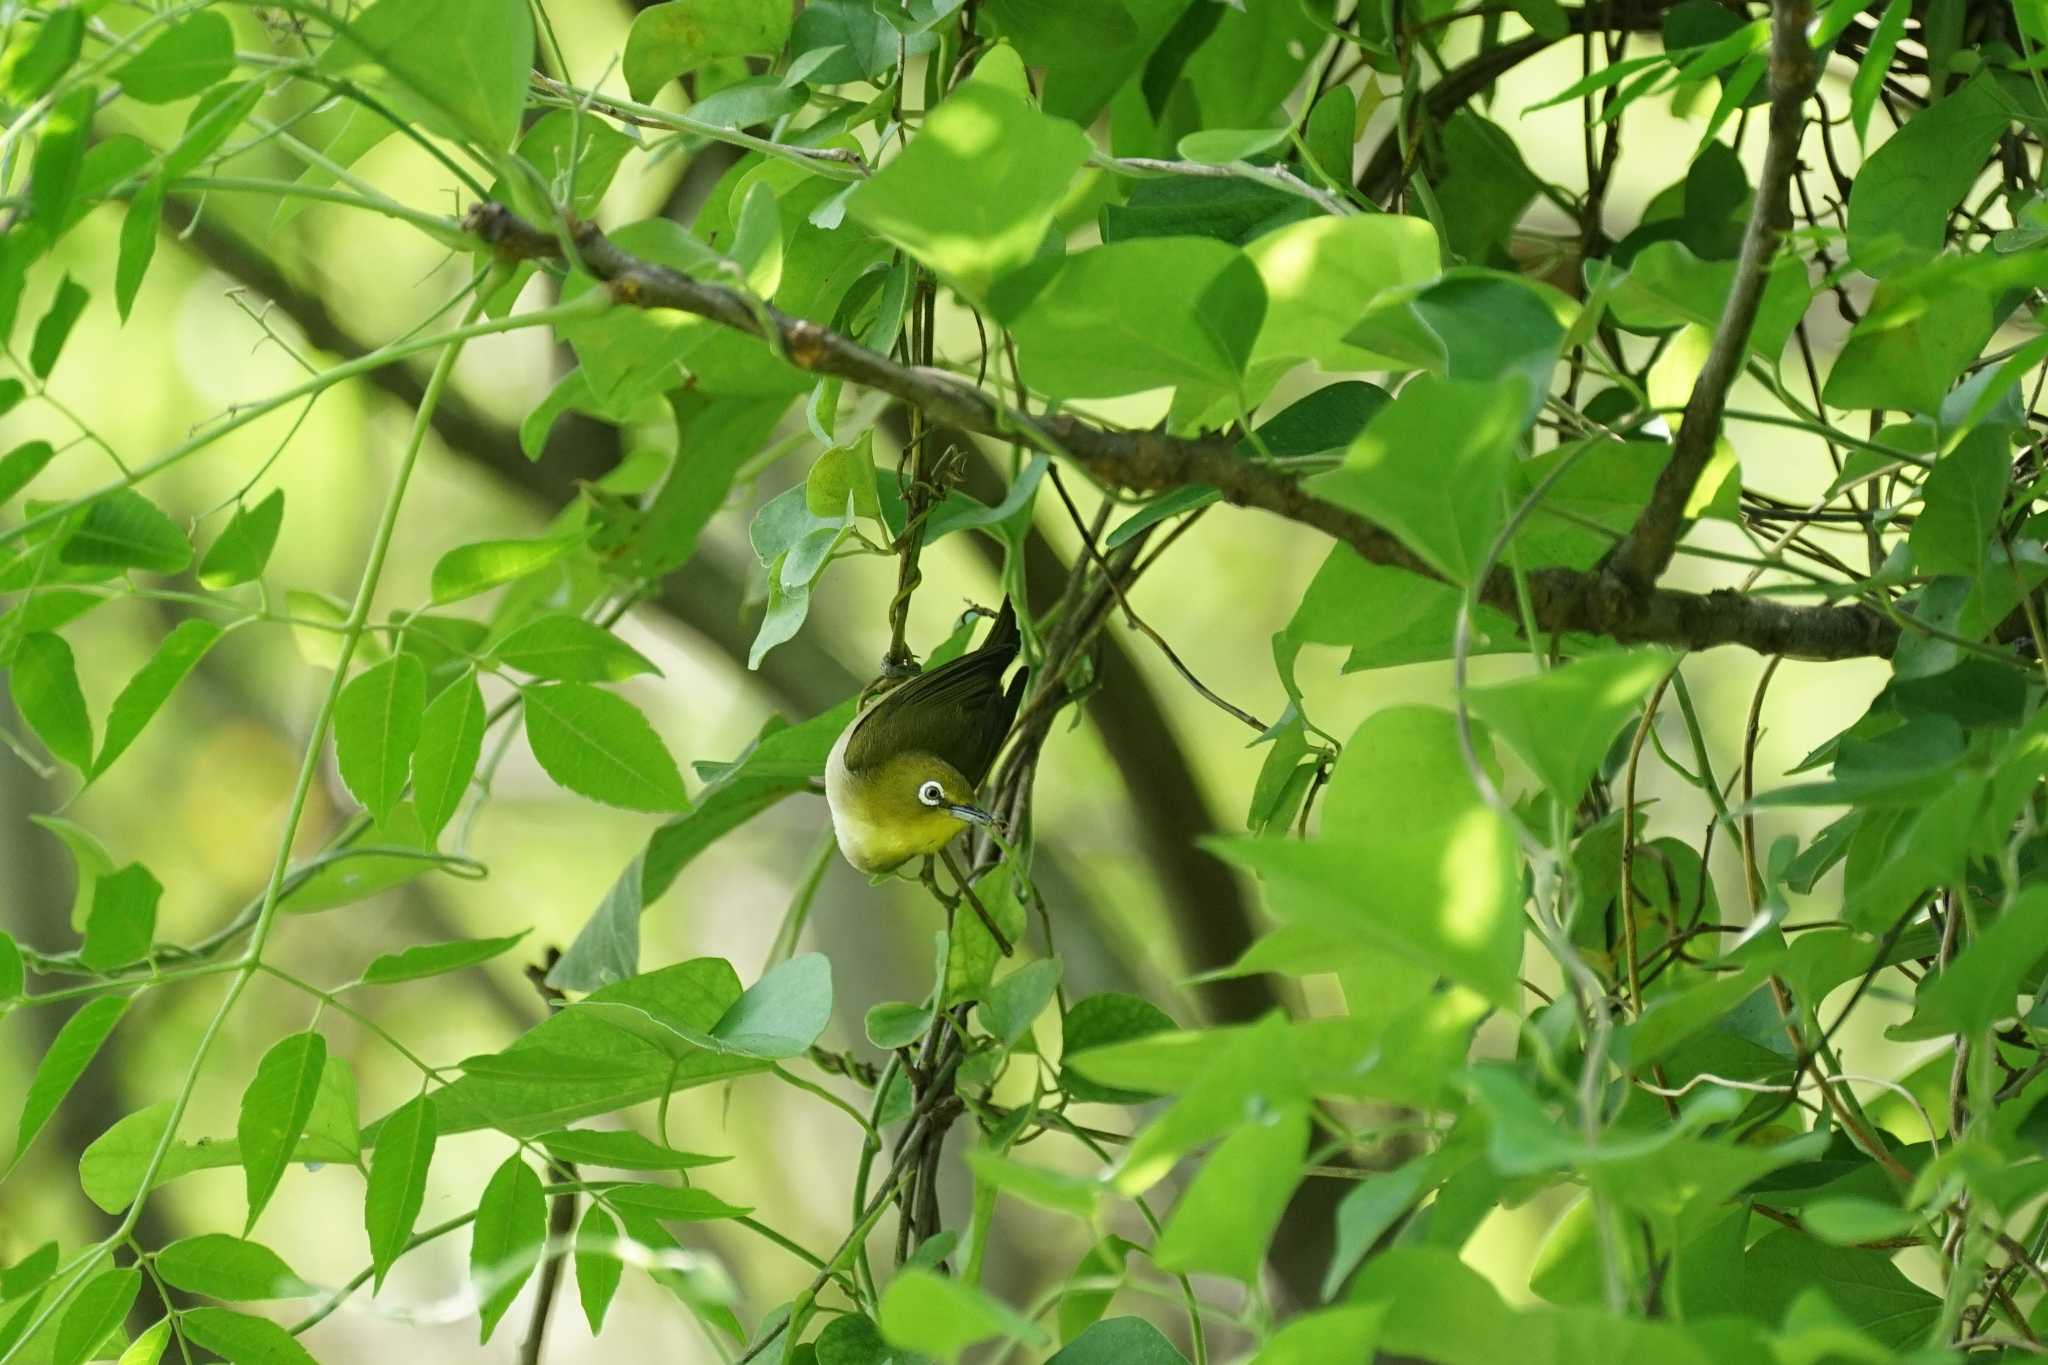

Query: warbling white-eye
left=825, top=599, right=1026, bottom=876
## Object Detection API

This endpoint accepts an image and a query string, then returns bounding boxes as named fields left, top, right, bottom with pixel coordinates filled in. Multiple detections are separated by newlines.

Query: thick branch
left=466, top=203, right=1897, bottom=662
left=1608, top=0, right=1817, bottom=587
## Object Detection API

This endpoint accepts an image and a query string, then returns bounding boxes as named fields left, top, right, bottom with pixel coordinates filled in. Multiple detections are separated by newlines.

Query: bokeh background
left=0, top=2, right=1922, bottom=1359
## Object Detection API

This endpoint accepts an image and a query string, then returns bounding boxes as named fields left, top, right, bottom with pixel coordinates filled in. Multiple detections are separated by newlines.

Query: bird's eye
left=917, top=780, right=945, bottom=807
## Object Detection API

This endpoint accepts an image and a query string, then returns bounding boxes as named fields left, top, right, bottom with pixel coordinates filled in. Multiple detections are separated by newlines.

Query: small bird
left=825, top=599, right=1026, bottom=876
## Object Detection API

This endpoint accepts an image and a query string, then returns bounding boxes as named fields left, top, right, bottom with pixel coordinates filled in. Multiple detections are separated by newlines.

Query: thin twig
left=1607, top=0, right=1817, bottom=587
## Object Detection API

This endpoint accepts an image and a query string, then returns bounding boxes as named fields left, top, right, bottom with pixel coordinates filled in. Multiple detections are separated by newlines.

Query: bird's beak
left=946, top=802, right=994, bottom=826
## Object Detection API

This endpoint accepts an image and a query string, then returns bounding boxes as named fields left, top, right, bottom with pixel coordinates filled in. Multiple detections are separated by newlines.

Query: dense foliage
left=5, top=0, right=2048, bottom=1361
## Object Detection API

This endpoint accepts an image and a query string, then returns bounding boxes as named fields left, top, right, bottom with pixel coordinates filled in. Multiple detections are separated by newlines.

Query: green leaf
left=1741, top=1229, right=1940, bottom=1349
left=116, top=11, right=233, bottom=103
left=712, top=953, right=832, bottom=1058
left=11, top=632, right=92, bottom=771
left=1154, top=1108, right=1309, bottom=1282
left=522, top=682, right=687, bottom=812
left=359, top=931, right=528, bottom=987
left=430, top=530, right=582, bottom=603
left=196, top=490, right=285, bottom=589
left=1606, top=240, right=1810, bottom=363
left=1465, top=649, right=1678, bottom=800
left=575, top=1205, right=622, bottom=1335
left=365, top=1092, right=437, bottom=1290
left=161, top=79, right=263, bottom=180
left=180, top=1308, right=321, bottom=1365
left=687, top=76, right=807, bottom=128
left=1210, top=705, right=1523, bottom=1008
left=1177, top=126, right=1289, bottom=163
left=501, top=109, right=635, bottom=222
left=10, top=995, right=125, bottom=1173
left=1006, top=238, right=1267, bottom=398
left=30, top=276, right=89, bottom=380
left=155, top=1235, right=311, bottom=1301
left=1800, top=1197, right=1920, bottom=1246
left=1060, top=993, right=1176, bottom=1104
left=845, top=82, right=1092, bottom=300
left=966, top=1149, right=1103, bottom=1219
left=1324, top=1157, right=1444, bottom=1298
left=624, top=0, right=793, bottom=100
left=0, top=439, right=56, bottom=506
left=78, top=1058, right=358, bottom=1213
left=816, top=1312, right=894, bottom=1363
left=612, top=395, right=792, bottom=577
left=944, top=864, right=1025, bottom=1005
left=538, top=1129, right=727, bottom=1171
left=805, top=432, right=882, bottom=521
left=322, top=0, right=533, bottom=150
left=1307, top=375, right=1526, bottom=584
left=492, top=614, right=660, bottom=682
left=472, top=1155, right=547, bottom=1342
left=1847, top=73, right=2009, bottom=275
left=29, top=814, right=114, bottom=932
left=1250, top=1307, right=1386, bottom=1365
left=2, top=1241, right=59, bottom=1301
left=1432, top=111, right=1542, bottom=262
left=238, top=1030, right=327, bottom=1230
left=1049, top=1317, right=1190, bottom=1364
left=2, top=7, right=82, bottom=102
left=0, top=930, right=21, bottom=1004
left=1348, top=273, right=1568, bottom=414
left=53, top=1268, right=137, bottom=1365
left=865, top=1001, right=933, bottom=1049
left=61, top=489, right=192, bottom=574
left=335, top=655, right=427, bottom=825
left=29, top=89, right=92, bottom=243
left=1102, top=174, right=1310, bottom=245
left=979, top=959, right=1062, bottom=1047
left=1910, top=427, right=2008, bottom=577
left=115, top=1319, right=170, bottom=1365
left=284, top=589, right=349, bottom=670
left=1244, top=214, right=1444, bottom=375
left=278, top=803, right=437, bottom=915
left=1277, top=544, right=1520, bottom=680
left=599, top=1182, right=751, bottom=1222
left=878, top=1268, right=1046, bottom=1362
left=1850, top=0, right=1909, bottom=141
left=79, top=863, right=160, bottom=973
left=421, top=958, right=762, bottom=1136
left=1822, top=271, right=1993, bottom=414
left=94, top=619, right=224, bottom=776
left=790, top=0, right=934, bottom=84
left=412, top=672, right=485, bottom=840
left=115, top=176, right=163, bottom=322
left=1895, top=885, right=2048, bottom=1039
left=1304, top=85, right=1358, bottom=185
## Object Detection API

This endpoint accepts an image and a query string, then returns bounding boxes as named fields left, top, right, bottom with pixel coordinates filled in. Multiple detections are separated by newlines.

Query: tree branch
left=466, top=202, right=1897, bottom=662
left=1606, top=0, right=1817, bottom=587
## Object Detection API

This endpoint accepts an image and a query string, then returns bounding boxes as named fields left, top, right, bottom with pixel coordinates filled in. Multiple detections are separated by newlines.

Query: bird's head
left=826, top=742, right=996, bottom=875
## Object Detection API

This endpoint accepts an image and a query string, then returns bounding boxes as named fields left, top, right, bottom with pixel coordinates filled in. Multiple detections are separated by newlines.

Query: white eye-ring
left=917, top=780, right=945, bottom=807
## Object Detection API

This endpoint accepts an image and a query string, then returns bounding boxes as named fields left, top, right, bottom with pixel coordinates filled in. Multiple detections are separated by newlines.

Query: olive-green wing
left=844, top=603, right=1023, bottom=786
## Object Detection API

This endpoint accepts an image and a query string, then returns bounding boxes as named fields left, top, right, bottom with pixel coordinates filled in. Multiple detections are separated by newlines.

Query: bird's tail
left=981, top=596, right=1021, bottom=663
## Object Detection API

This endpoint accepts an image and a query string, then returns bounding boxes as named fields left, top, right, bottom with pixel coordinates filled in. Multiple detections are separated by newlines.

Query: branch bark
left=466, top=203, right=1896, bottom=662
left=1607, top=0, right=1818, bottom=588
